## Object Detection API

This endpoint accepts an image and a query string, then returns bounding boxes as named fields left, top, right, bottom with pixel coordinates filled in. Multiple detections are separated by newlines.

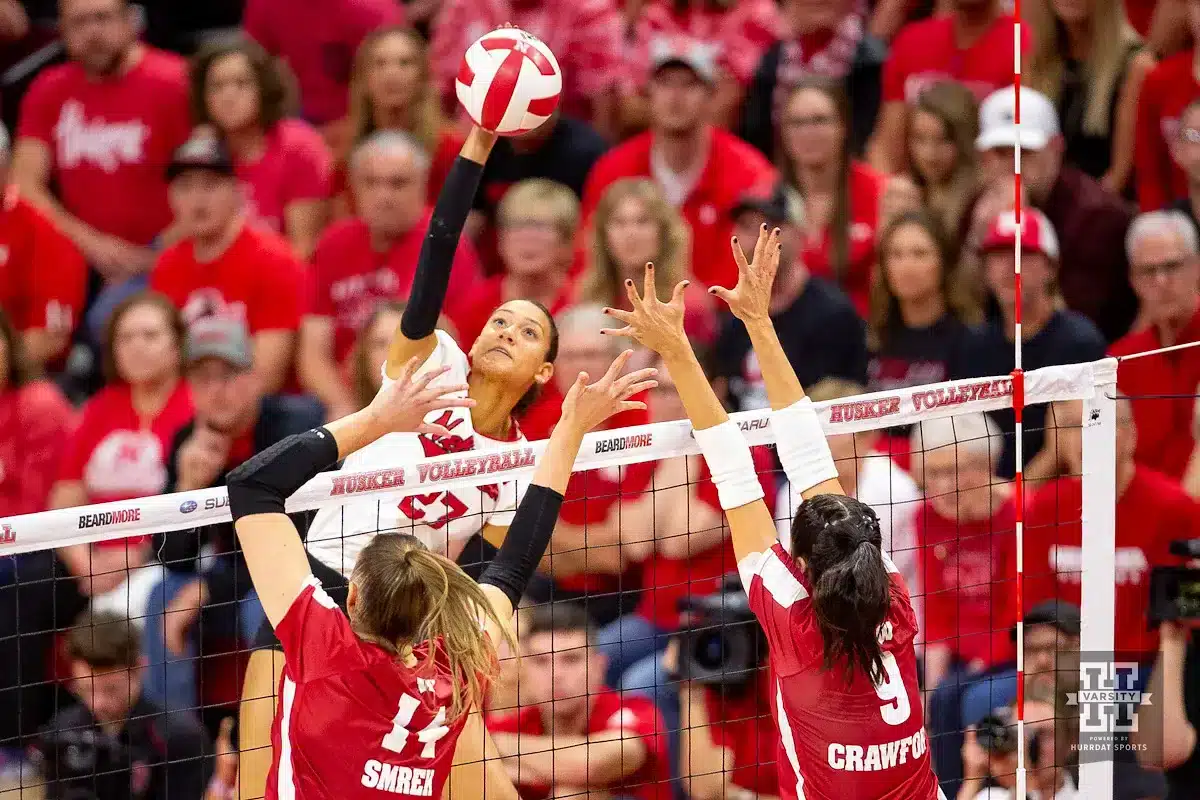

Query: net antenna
left=1011, top=7, right=1026, bottom=794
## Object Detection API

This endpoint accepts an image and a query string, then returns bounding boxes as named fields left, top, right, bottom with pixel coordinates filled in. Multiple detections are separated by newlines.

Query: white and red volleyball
left=455, top=28, right=562, bottom=136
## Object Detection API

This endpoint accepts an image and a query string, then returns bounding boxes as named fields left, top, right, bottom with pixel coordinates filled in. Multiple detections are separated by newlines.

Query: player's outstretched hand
left=366, top=358, right=476, bottom=437
left=560, top=349, right=658, bottom=434
left=711, top=224, right=781, bottom=323
left=601, top=263, right=689, bottom=356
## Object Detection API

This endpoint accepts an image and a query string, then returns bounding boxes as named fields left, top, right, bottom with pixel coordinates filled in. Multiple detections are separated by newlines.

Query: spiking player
left=602, top=226, right=943, bottom=799
left=225, top=350, right=655, bottom=799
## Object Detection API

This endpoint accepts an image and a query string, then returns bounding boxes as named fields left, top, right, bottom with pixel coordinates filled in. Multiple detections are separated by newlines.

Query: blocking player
left=602, top=226, right=942, bottom=799
left=239, top=125, right=565, bottom=795
left=226, top=351, right=656, bottom=799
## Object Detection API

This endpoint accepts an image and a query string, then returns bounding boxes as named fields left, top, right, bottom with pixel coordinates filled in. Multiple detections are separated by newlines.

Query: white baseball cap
left=980, top=208, right=1060, bottom=260
left=975, top=86, right=1060, bottom=152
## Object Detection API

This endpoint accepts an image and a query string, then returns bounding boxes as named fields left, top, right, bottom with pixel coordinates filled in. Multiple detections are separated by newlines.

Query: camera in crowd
left=673, top=573, right=767, bottom=687
left=1148, top=539, right=1200, bottom=623
left=975, top=705, right=1045, bottom=769
left=29, top=725, right=148, bottom=800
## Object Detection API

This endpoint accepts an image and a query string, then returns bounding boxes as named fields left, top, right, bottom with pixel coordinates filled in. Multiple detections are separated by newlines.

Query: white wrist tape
left=691, top=420, right=764, bottom=511
left=771, top=397, right=838, bottom=494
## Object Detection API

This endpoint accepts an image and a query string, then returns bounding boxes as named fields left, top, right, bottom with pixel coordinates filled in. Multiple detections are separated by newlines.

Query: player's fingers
left=623, top=277, right=642, bottom=308
left=769, top=226, right=782, bottom=254
left=394, top=355, right=421, bottom=387
left=599, top=349, right=634, bottom=386
left=417, top=423, right=455, bottom=438
left=425, top=396, right=476, bottom=412
left=753, top=222, right=769, bottom=264
left=643, top=262, right=657, bottom=302
left=599, top=325, right=634, bottom=339
left=617, top=400, right=649, bottom=413
left=669, top=280, right=689, bottom=308
left=730, top=235, right=749, bottom=273
left=410, top=364, right=450, bottom=393
left=619, top=380, right=658, bottom=399
left=612, top=366, right=657, bottom=394
left=602, top=306, right=633, bottom=323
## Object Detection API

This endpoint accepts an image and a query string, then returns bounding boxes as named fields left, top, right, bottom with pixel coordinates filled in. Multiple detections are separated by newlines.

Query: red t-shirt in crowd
left=1024, top=470, right=1197, bottom=661
left=0, top=189, right=87, bottom=337
left=883, top=14, right=1023, bottom=103
left=267, top=580, right=469, bottom=800
left=239, top=120, right=333, bottom=235
left=58, top=382, right=193, bottom=545
left=800, top=161, right=885, bottom=317
left=151, top=224, right=308, bottom=332
left=243, top=0, right=404, bottom=126
left=1135, top=50, right=1200, bottom=211
left=0, top=382, right=76, bottom=517
left=638, top=447, right=776, bottom=631
left=1110, top=307, right=1200, bottom=481
left=486, top=689, right=670, bottom=800
left=582, top=127, right=777, bottom=289
left=17, top=47, right=191, bottom=246
left=309, top=213, right=482, bottom=362
left=916, top=498, right=1016, bottom=667
left=450, top=274, right=573, bottom=351
left=702, top=671, right=781, bottom=795
left=621, top=0, right=783, bottom=91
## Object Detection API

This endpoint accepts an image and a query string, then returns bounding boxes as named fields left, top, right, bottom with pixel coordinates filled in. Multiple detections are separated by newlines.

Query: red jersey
left=0, top=189, right=87, bottom=337
left=883, top=14, right=1024, bottom=104
left=916, top=499, right=1016, bottom=666
left=702, top=671, right=781, bottom=795
left=638, top=448, right=777, bottom=630
left=1024, top=470, right=1200, bottom=660
left=243, top=0, right=404, bottom=125
left=1134, top=50, right=1198, bottom=211
left=151, top=223, right=307, bottom=333
left=486, top=688, right=669, bottom=800
left=581, top=128, right=777, bottom=289
left=799, top=161, right=884, bottom=317
left=309, top=214, right=482, bottom=362
left=268, top=578, right=469, bottom=799
left=0, top=382, right=76, bottom=517
left=238, top=120, right=333, bottom=235
left=1110, top=307, right=1200, bottom=481
left=17, top=47, right=191, bottom=246
left=738, top=544, right=939, bottom=800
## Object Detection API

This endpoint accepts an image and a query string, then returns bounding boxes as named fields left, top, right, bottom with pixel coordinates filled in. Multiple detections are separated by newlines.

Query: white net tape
left=0, top=359, right=1110, bottom=556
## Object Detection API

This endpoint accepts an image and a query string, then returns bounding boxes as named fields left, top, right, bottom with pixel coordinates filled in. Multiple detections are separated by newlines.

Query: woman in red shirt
left=578, top=178, right=717, bottom=352
left=51, top=291, right=193, bottom=595
left=335, top=26, right=464, bottom=212
left=780, top=77, right=889, bottom=317
left=0, top=308, right=75, bottom=518
left=190, top=38, right=333, bottom=259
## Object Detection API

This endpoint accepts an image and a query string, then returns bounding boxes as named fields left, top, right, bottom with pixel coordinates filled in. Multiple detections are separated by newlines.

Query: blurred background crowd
left=0, top=0, right=1200, bottom=798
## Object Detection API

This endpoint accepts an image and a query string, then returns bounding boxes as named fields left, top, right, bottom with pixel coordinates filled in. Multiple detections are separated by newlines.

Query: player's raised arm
left=475, top=350, right=657, bottom=634
left=601, top=269, right=779, bottom=565
left=711, top=225, right=845, bottom=500
left=226, top=360, right=474, bottom=627
left=386, top=126, right=498, bottom=377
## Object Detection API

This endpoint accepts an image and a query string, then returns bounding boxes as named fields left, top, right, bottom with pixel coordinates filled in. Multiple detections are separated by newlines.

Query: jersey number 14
left=381, top=693, right=450, bottom=759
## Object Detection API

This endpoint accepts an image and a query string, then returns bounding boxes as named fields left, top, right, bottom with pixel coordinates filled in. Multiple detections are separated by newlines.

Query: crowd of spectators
left=0, top=0, right=1199, bottom=798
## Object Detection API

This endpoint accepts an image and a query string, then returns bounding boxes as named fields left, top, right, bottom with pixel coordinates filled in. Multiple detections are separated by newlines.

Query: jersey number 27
left=382, top=693, right=450, bottom=759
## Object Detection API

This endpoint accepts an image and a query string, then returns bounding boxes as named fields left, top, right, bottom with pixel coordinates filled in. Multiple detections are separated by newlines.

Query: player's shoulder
left=739, top=542, right=810, bottom=608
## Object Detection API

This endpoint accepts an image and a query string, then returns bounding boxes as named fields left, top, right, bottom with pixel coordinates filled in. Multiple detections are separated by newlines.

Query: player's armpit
left=477, top=583, right=517, bottom=645
left=385, top=332, right=439, bottom=381
left=233, top=513, right=315, bottom=628
left=446, top=709, right=520, bottom=800
left=481, top=523, right=508, bottom=549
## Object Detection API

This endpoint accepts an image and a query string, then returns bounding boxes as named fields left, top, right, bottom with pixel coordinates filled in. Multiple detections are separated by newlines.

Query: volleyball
left=455, top=27, right=562, bottom=136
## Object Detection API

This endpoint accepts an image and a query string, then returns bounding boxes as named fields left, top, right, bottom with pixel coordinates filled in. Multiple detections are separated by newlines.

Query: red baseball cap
left=979, top=208, right=1060, bottom=260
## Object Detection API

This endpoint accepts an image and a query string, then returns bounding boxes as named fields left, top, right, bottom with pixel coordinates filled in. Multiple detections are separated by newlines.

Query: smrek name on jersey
left=360, top=761, right=436, bottom=796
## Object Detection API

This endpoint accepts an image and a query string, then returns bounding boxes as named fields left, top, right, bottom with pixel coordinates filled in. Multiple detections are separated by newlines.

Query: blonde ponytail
left=349, top=534, right=517, bottom=719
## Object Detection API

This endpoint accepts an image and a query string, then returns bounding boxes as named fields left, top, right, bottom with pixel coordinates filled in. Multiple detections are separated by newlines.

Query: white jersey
left=306, top=331, right=523, bottom=575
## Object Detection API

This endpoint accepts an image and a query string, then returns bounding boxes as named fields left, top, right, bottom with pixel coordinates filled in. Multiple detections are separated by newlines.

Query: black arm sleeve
left=478, top=484, right=564, bottom=608
left=400, top=155, right=486, bottom=340
left=225, top=428, right=340, bottom=522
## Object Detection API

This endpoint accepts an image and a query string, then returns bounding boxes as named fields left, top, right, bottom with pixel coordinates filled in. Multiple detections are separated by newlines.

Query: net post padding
left=1078, top=357, right=1118, bottom=798
left=0, top=360, right=1107, bottom=556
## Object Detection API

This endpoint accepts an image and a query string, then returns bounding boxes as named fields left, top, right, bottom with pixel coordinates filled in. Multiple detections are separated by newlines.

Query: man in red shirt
left=488, top=602, right=670, bottom=800
left=12, top=0, right=190, bottom=280
left=151, top=132, right=306, bottom=396
left=0, top=127, right=87, bottom=368
left=910, top=412, right=1016, bottom=688
left=581, top=39, right=776, bottom=289
left=1135, top=0, right=1200, bottom=211
left=1110, top=210, right=1200, bottom=486
left=299, top=131, right=482, bottom=419
left=869, top=0, right=1021, bottom=173
left=1024, top=400, right=1199, bottom=662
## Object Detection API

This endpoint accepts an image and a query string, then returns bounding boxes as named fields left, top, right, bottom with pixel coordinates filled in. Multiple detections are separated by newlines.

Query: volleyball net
left=0, top=358, right=1129, bottom=799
